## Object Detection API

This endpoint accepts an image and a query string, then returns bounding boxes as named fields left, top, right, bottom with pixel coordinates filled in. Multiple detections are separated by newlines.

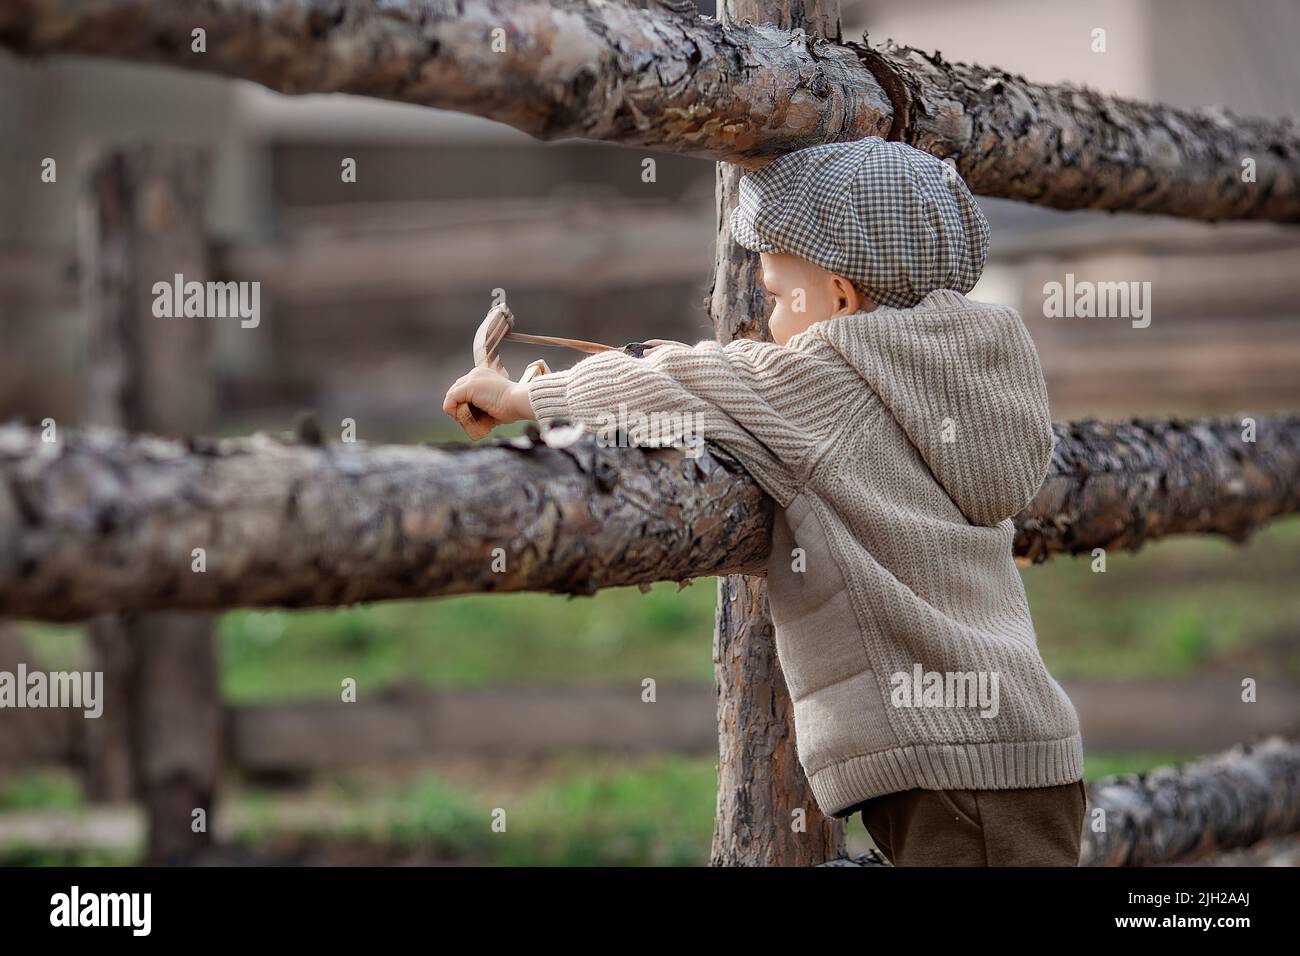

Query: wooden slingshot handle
left=455, top=302, right=638, bottom=439
left=454, top=397, right=495, bottom=441
left=453, top=304, right=512, bottom=440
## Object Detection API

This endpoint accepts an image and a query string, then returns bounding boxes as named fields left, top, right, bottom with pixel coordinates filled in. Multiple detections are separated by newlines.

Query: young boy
left=443, top=138, right=1087, bottom=866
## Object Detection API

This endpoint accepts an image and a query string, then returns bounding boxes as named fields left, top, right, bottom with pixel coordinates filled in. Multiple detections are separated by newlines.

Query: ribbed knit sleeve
left=524, top=338, right=833, bottom=506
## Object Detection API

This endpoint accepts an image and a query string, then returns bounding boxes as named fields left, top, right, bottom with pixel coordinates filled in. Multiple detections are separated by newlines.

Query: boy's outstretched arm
left=444, top=338, right=833, bottom=507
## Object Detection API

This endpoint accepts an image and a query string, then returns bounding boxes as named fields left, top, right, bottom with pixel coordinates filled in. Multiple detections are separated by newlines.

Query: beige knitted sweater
left=526, top=289, right=1084, bottom=817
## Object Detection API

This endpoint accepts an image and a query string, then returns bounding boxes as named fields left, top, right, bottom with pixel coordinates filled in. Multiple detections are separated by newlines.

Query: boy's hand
left=443, top=366, right=534, bottom=433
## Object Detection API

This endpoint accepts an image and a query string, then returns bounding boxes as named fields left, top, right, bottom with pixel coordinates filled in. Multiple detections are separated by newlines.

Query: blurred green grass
left=1, top=750, right=1197, bottom=866
left=229, top=756, right=718, bottom=866
left=217, top=578, right=719, bottom=701
left=0, top=770, right=84, bottom=812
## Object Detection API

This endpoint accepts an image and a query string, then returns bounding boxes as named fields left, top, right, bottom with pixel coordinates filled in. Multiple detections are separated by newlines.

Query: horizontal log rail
left=1, top=414, right=1296, bottom=621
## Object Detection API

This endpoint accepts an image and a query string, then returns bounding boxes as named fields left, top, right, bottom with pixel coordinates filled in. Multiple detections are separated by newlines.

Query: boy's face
left=759, top=252, right=869, bottom=345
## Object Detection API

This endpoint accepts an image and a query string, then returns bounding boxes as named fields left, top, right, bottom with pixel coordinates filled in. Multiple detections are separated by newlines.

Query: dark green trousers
left=856, top=780, right=1087, bottom=866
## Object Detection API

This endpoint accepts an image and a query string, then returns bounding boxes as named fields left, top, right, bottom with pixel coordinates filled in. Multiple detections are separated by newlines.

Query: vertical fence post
left=78, top=145, right=222, bottom=863
left=709, top=1, right=847, bottom=867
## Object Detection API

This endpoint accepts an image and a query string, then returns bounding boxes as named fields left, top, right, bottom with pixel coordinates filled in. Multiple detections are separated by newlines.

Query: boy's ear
left=830, top=273, right=862, bottom=316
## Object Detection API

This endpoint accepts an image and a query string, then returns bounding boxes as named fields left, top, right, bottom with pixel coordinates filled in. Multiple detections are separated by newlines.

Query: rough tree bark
left=0, top=425, right=771, bottom=621
left=1080, top=735, right=1300, bottom=867
left=2, top=414, right=1295, bottom=618
left=826, top=735, right=1300, bottom=867
left=704, top=0, right=844, bottom=871
left=1017, top=417, right=1300, bottom=561
left=77, top=146, right=221, bottom=864
left=1, top=0, right=1298, bottom=221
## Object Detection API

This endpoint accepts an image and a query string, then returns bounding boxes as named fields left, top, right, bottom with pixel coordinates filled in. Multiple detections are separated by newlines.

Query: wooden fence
left=1, top=0, right=1299, bottom=867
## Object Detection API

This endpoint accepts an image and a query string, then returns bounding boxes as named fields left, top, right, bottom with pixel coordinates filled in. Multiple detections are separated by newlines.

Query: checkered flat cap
left=729, top=138, right=990, bottom=309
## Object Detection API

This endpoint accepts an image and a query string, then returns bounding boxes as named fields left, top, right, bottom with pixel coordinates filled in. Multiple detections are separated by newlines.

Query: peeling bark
left=0, top=0, right=890, bottom=163
left=2, top=1, right=1298, bottom=220
left=1016, top=416, right=1300, bottom=562
left=1080, top=735, right=1300, bottom=867
left=0, top=425, right=773, bottom=622
left=0, top=414, right=1297, bottom=622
